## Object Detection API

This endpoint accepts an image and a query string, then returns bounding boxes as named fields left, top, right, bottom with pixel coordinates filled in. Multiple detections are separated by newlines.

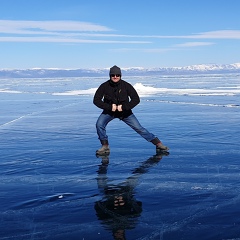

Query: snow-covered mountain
left=0, top=63, right=239, bottom=78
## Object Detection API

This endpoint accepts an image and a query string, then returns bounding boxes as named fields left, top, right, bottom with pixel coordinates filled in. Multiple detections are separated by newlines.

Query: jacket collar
left=109, top=79, right=121, bottom=87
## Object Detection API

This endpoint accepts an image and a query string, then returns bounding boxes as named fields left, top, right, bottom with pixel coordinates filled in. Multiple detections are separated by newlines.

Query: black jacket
left=93, top=79, right=140, bottom=119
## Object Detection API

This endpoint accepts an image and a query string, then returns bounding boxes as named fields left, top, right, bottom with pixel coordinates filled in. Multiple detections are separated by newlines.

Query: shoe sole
left=96, top=151, right=110, bottom=156
left=156, top=148, right=169, bottom=152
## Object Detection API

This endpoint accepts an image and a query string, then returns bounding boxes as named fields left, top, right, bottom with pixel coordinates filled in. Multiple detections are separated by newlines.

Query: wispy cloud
left=110, top=42, right=214, bottom=54
left=188, top=30, right=240, bottom=39
left=0, top=36, right=150, bottom=44
left=173, top=42, right=215, bottom=47
left=0, top=20, right=113, bottom=34
left=0, top=20, right=240, bottom=44
left=0, top=20, right=150, bottom=44
left=144, top=30, right=240, bottom=40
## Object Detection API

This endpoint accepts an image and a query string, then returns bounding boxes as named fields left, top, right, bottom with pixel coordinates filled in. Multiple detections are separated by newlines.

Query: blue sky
left=0, top=0, right=240, bottom=69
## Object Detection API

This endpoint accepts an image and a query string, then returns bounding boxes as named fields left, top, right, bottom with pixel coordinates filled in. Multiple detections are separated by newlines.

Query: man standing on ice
left=93, top=65, right=169, bottom=155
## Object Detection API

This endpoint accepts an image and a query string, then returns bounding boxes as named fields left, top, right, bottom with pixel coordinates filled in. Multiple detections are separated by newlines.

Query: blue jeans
left=96, top=113, right=156, bottom=143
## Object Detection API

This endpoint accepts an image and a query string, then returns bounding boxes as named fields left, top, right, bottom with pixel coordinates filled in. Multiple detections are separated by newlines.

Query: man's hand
left=117, top=105, right=122, bottom=112
left=112, top=104, right=117, bottom=112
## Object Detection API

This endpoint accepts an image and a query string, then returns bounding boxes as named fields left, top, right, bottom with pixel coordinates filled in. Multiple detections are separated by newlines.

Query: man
left=93, top=65, right=169, bottom=155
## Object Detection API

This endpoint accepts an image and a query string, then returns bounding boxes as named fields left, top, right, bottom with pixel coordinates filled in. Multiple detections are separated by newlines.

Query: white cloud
left=0, top=20, right=240, bottom=44
left=131, top=30, right=240, bottom=40
left=174, top=42, right=215, bottom=47
left=0, top=20, right=113, bottom=34
left=190, top=30, right=240, bottom=39
left=110, top=42, right=213, bottom=54
left=154, top=30, right=240, bottom=40
left=0, top=20, right=151, bottom=44
left=0, top=36, right=150, bottom=44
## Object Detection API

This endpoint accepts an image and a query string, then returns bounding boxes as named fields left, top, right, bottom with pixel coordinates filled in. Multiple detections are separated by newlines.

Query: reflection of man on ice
left=94, top=152, right=169, bottom=239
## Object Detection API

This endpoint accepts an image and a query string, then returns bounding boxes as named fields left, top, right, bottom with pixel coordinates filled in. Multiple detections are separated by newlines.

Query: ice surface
left=0, top=74, right=240, bottom=239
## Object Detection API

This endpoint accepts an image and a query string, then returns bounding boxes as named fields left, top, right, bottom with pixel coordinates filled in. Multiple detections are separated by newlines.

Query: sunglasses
left=110, top=74, right=121, bottom=77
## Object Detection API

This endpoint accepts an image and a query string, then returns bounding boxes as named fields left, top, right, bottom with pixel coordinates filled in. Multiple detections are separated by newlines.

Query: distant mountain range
left=0, top=63, right=240, bottom=78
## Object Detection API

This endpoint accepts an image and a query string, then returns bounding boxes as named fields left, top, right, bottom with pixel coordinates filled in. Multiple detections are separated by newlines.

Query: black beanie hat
left=109, top=65, right=121, bottom=76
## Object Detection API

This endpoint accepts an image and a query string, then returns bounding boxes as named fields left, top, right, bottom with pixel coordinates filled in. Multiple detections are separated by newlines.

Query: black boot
left=151, top=137, right=169, bottom=152
left=96, top=140, right=110, bottom=155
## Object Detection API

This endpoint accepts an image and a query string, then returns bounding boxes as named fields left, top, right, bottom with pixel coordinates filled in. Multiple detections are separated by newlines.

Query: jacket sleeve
left=93, top=84, right=112, bottom=111
left=122, top=83, right=140, bottom=111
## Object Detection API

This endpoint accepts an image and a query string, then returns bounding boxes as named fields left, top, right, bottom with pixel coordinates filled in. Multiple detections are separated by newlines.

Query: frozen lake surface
left=0, top=74, right=240, bottom=239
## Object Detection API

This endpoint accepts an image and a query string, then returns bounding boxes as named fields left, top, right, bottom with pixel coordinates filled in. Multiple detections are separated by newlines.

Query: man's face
left=110, top=74, right=121, bottom=83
